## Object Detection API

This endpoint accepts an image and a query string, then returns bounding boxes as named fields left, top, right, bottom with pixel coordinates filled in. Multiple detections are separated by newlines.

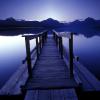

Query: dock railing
left=0, top=30, right=100, bottom=95
left=53, top=30, right=74, bottom=78
left=0, top=31, right=47, bottom=95
left=53, top=30, right=100, bottom=91
left=22, top=31, right=47, bottom=77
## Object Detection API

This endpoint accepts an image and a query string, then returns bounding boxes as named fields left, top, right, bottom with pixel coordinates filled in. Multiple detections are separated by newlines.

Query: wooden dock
left=22, top=33, right=78, bottom=100
left=23, top=35, right=78, bottom=90
left=0, top=30, right=100, bottom=100
left=25, top=89, right=78, bottom=100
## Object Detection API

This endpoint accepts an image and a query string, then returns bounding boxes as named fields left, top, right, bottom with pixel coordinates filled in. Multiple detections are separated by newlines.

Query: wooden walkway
left=0, top=31, right=100, bottom=100
left=23, top=35, right=78, bottom=100
left=24, top=35, right=77, bottom=90
left=25, top=89, right=78, bottom=100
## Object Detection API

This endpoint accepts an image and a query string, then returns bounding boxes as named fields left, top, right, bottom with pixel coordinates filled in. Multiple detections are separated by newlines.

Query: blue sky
left=0, top=0, right=100, bottom=21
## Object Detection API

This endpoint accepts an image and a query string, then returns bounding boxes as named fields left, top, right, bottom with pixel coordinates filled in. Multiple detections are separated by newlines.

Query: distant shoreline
left=0, top=27, right=44, bottom=30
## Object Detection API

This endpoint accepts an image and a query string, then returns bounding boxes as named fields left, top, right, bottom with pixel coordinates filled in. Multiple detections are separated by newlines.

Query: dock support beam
left=39, top=36, right=42, bottom=53
left=36, top=37, right=39, bottom=59
left=59, top=37, right=63, bottom=59
left=25, top=37, right=32, bottom=77
left=69, top=33, right=74, bottom=78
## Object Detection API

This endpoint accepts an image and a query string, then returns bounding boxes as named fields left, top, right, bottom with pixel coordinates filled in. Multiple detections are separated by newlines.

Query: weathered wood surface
left=23, top=35, right=78, bottom=100
left=59, top=32, right=100, bottom=91
left=25, top=89, right=78, bottom=100
left=24, top=35, right=78, bottom=90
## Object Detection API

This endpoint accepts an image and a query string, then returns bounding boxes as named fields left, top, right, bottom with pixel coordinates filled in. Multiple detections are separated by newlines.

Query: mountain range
left=0, top=17, right=100, bottom=37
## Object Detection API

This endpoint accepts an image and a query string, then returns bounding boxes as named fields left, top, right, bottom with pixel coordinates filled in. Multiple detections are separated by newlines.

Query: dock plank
left=25, top=89, right=78, bottom=100
left=24, top=34, right=78, bottom=100
left=24, top=35, right=78, bottom=90
left=24, top=35, right=78, bottom=100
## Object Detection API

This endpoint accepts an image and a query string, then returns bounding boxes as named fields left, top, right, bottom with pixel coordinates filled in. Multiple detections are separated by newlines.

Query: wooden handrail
left=53, top=30, right=74, bottom=78
left=53, top=31, right=63, bottom=58
left=22, top=30, right=47, bottom=40
left=22, top=46, right=36, bottom=64
left=22, top=31, right=47, bottom=77
left=22, top=31, right=47, bottom=63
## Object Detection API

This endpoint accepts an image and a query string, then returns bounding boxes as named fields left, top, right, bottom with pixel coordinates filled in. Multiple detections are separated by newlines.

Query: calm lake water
left=63, top=35, right=100, bottom=80
left=0, top=34, right=36, bottom=88
left=0, top=31, right=100, bottom=88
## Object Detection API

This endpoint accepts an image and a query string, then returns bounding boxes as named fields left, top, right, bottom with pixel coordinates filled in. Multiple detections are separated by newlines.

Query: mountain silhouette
left=41, top=18, right=65, bottom=29
left=0, top=17, right=100, bottom=29
left=56, top=17, right=100, bottom=37
left=0, top=17, right=100, bottom=37
left=85, top=17, right=95, bottom=22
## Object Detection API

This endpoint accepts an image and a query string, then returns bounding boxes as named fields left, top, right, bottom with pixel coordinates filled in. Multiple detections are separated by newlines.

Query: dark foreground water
left=0, top=30, right=100, bottom=88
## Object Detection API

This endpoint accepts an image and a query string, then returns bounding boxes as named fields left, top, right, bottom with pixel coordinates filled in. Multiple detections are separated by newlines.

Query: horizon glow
left=0, top=0, right=100, bottom=21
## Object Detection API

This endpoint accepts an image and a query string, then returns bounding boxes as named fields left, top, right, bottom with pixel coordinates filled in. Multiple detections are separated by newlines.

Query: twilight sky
left=0, top=0, right=100, bottom=21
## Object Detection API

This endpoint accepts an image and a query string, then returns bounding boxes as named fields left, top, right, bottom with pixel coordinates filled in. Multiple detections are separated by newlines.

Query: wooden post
left=58, top=37, right=61, bottom=52
left=36, top=37, right=39, bottom=59
left=60, top=37, right=63, bottom=59
left=69, top=33, right=74, bottom=78
left=40, top=36, right=42, bottom=49
left=25, top=37, right=32, bottom=77
left=41, top=35, right=43, bottom=48
left=55, top=35, right=58, bottom=45
left=45, top=32, right=47, bottom=40
left=58, top=37, right=63, bottom=59
left=39, top=36, right=41, bottom=54
left=42, top=34, right=45, bottom=44
left=57, top=36, right=59, bottom=47
left=53, top=32, right=55, bottom=39
left=55, top=34, right=56, bottom=42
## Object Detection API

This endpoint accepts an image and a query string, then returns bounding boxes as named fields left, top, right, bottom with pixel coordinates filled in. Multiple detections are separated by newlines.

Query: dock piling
left=25, top=37, right=32, bottom=77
